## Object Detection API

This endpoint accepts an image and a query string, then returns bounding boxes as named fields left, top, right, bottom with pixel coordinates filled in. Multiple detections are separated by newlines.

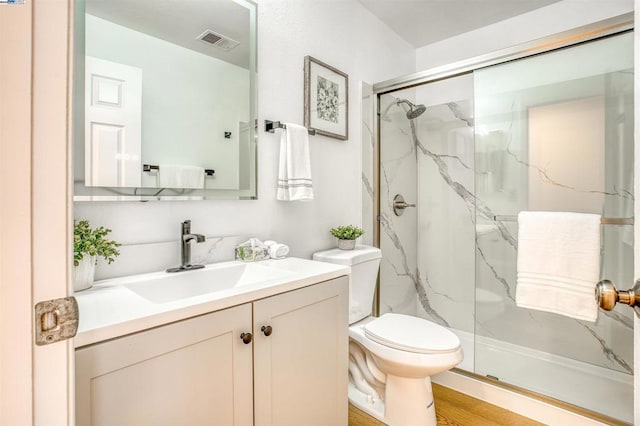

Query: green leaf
left=74, top=220, right=121, bottom=266
left=329, top=225, right=364, bottom=240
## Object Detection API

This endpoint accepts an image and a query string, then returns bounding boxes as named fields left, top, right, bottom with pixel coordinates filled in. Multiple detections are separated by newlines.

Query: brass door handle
left=595, top=279, right=640, bottom=318
left=261, top=325, right=273, bottom=336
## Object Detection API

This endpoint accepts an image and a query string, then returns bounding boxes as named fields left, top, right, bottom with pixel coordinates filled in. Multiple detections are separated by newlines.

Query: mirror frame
left=72, top=0, right=258, bottom=201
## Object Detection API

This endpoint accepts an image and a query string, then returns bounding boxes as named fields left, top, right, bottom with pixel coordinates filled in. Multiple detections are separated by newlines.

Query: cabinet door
left=75, top=304, right=253, bottom=426
left=253, top=276, right=349, bottom=426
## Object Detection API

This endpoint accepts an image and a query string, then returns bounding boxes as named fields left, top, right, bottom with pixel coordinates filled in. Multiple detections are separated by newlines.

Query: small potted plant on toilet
left=74, top=220, right=121, bottom=292
left=330, top=225, right=364, bottom=250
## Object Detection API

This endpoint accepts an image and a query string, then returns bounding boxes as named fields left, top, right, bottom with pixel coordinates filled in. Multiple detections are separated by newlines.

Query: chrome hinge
left=34, top=297, right=79, bottom=346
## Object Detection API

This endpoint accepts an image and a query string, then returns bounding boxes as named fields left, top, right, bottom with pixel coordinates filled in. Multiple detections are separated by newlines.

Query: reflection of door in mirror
left=85, top=56, right=142, bottom=187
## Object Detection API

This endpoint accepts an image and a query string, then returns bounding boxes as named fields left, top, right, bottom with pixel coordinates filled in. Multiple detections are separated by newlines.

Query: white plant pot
left=74, top=255, right=97, bottom=292
left=337, top=239, right=356, bottom=250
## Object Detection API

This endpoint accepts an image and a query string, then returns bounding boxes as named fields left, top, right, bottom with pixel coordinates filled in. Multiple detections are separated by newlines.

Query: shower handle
left=393, top=194, right=416, bottom=216
left=595, top=279, right=640, bottom=318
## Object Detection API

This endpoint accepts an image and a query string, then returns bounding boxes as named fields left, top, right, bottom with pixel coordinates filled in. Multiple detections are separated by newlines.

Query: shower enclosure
left=372, top=28, right=634, bottom=423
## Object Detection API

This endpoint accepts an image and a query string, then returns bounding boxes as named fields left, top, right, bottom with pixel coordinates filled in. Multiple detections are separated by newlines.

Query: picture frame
left=304, top=56, right=348, bottom=140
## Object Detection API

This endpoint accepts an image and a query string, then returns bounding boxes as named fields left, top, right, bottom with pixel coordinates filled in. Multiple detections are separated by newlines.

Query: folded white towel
left=268, top=243, right=289, bottom=259
left=277, top=123, right=313, bottom=201
left=263, top=240, right=289, bottom=259
left=158, top=164, right=205, bottom=189
left=516, top=211, right=601, bottom=322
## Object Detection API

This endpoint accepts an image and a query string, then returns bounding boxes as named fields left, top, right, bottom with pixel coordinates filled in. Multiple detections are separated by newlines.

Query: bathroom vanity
left=74, top=258, right=349, bottom=426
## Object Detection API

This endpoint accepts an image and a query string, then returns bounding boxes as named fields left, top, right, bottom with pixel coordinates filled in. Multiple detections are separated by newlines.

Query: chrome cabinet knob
left=240, top=332, right=253, bottom=344
left=595, top=279, right=640, bottom=318
left=261, top=325, right=273, bottom=336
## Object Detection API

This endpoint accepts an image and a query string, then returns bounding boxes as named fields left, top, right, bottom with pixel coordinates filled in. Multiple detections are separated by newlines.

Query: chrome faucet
left=167, top=220, right=206, bottom=273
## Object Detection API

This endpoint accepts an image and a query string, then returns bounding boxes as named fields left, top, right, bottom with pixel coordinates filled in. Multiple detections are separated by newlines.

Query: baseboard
left=433, top=370, right=615, bottom=426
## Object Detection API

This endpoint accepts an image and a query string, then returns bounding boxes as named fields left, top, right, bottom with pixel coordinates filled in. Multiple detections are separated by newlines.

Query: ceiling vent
left=197, top=29, right=240, bottom=51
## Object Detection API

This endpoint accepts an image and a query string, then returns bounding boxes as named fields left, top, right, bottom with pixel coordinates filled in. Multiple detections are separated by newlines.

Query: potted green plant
left=330, top=225, right=364, bottom=250
left=74, top=220, right=120, bottom=292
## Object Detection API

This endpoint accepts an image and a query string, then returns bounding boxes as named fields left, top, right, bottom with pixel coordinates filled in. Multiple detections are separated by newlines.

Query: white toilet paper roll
left=269, top=244, right=289, bottom=259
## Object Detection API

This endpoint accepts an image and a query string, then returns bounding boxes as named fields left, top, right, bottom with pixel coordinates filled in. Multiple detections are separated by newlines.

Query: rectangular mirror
left=72, top=0, right=257, bottom=201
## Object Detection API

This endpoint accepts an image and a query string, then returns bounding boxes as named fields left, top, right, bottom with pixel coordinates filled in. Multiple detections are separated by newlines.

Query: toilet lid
left=364, top=313, right=460, bottom=354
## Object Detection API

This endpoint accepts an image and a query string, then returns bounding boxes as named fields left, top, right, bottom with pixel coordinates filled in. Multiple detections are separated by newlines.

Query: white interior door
left=85, top=56, right=142, bottom=187
left=0, top=1, right=80, bottom=425
left=1, top=1, right=73, bottom=424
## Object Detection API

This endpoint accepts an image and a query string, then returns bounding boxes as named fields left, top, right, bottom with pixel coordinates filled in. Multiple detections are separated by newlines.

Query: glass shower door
left=474, top=31, right=634, bottom=422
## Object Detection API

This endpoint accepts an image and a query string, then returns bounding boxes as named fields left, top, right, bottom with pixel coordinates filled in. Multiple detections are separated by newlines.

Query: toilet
left=313, top=245, right=462, bottom=426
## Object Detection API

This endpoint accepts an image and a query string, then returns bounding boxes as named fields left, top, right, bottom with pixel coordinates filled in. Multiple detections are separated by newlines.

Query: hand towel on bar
left=277, top=123, right=313, bottom=201
left=516, top=211, right=601, bottom=322
left=158, top=164, right=204, bottom=189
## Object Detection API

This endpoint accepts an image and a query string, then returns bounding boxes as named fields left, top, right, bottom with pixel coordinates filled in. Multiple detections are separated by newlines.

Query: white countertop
left=74, top=258, right=350, bottom=348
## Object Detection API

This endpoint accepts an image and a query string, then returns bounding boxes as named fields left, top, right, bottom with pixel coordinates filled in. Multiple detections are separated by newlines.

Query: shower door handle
left=393, top=194, right=416, bottom=216
left=595, top=279, right=640, bottom=318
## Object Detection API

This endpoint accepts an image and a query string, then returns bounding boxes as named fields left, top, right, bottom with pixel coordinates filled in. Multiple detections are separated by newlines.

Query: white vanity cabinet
left=75, top=276, right=348, bottom=426
left=75, top=303, right=254, bottom=426
left=253, top=276, right=349, bottom=426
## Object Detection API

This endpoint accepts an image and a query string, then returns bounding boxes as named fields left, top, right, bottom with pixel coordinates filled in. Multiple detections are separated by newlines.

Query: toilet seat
left=364, top=313, right=460, bottom=354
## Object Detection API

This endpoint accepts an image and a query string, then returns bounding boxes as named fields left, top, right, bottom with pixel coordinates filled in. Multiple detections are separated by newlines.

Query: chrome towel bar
left=265, top=120, right=316, bottom=136
left=492, top=215, right=634, bottom=226
left=143, top=164, right=215, bottom=176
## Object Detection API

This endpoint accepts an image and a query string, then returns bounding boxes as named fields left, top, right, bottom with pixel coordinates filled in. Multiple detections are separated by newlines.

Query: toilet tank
left=313, top=245, right=381, bottom=324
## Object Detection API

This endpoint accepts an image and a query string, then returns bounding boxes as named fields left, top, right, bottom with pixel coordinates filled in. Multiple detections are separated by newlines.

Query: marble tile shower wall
left=377, top=66, right=633, bottom=377
left=413, top=100, right=476, bottom=334
left=472, top=59, right=634, bottom=375
left=378, top=95, right=418, bottom=316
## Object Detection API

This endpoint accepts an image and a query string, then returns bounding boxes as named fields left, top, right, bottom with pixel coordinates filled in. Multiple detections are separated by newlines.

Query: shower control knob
left=240, top=332, right=253, bottom=344
left=595, top=279, right=640, bottom=318
left=261, top=325, right=273, bottom=336
left=393, top=194, right=416, bottom=216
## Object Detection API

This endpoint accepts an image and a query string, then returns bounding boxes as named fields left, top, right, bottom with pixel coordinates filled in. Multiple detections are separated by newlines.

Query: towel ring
left=595, top=279, right=640, bottom=318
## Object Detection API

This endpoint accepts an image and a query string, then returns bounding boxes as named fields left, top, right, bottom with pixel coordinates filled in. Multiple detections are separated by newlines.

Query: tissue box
left=235, top=239, right=269, bottom=262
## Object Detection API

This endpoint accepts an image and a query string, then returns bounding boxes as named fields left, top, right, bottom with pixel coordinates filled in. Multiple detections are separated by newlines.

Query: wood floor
left=348, top=383, right=544, bottom=426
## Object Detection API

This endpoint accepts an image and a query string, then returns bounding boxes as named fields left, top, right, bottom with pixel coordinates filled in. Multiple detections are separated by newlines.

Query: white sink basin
left=125, top=262, right=295, bottom=304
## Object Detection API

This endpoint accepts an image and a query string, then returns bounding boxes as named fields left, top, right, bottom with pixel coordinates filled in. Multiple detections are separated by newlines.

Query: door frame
left=0, top=0, right=74, bottom=424
left=31, top=0, right=74, bottom=424
left=0, top=1, right=35, bottom=423
left=633, top=2, right=640, bottom=424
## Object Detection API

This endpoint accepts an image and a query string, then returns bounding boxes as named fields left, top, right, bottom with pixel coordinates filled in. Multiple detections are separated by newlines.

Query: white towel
left=277, top=123, right=313, bottom=201
left=268, top=243, right=289, bottom=259
left=158, top=165, right=204, bottom=189
left=263, top=240, right=289, bottom=259
left=516, top=211, right=601, bottom=322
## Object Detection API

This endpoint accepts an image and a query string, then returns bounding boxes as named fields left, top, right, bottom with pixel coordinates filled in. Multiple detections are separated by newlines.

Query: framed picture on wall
left=304, top=56, right=348, bottom=140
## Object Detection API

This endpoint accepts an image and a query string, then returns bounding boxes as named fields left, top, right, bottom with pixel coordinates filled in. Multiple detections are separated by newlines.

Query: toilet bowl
left=313, top=246, right=463, bottom=426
